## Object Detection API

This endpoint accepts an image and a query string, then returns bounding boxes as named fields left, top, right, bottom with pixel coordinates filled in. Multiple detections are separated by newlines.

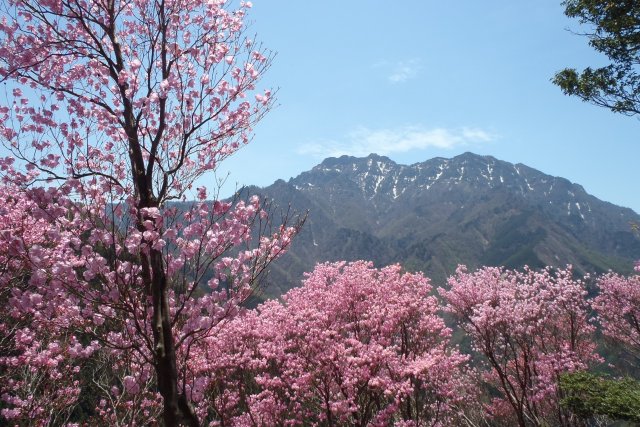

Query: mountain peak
left=365, top=152, right=393, bottom=162
left=253, top=153, right=640, bottom=296
left=316, top=153, right=397, bottom=167
left=303, top=152, right=517, bottom=200
left=290, top=153, right=636, bottom=219
left=454, top=151, right=489, bottom=160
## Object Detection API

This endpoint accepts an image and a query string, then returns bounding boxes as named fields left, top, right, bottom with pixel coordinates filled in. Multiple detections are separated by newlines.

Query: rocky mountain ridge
left=243, top=152, right=640, bottom=298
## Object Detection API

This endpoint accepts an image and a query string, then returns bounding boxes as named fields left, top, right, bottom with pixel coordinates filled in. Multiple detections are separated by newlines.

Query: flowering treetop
left=0, top=0, right=271, bottom=203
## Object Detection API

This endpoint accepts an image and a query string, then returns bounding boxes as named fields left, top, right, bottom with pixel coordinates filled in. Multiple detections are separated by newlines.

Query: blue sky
left=212, top=1, right=640, bottom=213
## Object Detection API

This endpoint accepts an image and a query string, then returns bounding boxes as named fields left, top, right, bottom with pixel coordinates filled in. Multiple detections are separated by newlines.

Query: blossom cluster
left=441, top=266, right=602, bottom=425
left=196, top=261, right=474, bottom=426
left=0, top=183, right=298, bottom=425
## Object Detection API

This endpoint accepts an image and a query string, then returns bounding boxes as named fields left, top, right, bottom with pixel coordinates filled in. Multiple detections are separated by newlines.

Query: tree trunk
left=141, top=226, right=199, bottom=426
left=135, top=194, right=198, bottom=426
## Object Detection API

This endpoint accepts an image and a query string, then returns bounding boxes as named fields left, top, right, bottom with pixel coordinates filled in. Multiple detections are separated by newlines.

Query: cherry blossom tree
left=0, top=185, right=94, bottom=425
left=441, top=266, right=601, bottom=427
left=593, top=271, right=640, bottom=362
left=0, top=1, right=300, bottom=425
left=198, top=261, right=476, bottom=426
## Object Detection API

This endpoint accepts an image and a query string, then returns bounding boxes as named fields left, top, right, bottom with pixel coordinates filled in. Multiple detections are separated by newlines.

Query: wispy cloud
left=387, top=59, right=422, bottom=83
left=298, top=126, right=496, bottom=159
left=372, top=59, right=423, bottom=83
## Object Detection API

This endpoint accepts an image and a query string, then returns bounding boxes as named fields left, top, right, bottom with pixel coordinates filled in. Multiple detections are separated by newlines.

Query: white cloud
left=372, top=59, right=423, bottom=83
left=460, top=128, right=494, bottom=142
left=387, top=59, right=422, bottom=83
left=298, top=126, right=496, bottom=159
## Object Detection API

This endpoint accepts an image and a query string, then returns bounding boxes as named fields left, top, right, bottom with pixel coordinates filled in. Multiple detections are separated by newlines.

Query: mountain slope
left=245, top=152, right=640, bottom=297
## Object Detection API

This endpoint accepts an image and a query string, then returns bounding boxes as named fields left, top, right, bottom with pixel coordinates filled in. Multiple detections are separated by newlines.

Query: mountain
left=243, top=152, right=640, bottom=298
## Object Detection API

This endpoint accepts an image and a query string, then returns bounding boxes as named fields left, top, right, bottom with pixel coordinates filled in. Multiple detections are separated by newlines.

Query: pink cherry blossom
left=441, top=265, right=601, bottom=427
left=197, top=261, right=476, bottom=426
left=0, top=1, right=301, bottom=425
left=593, top=272, right=640, bottom=361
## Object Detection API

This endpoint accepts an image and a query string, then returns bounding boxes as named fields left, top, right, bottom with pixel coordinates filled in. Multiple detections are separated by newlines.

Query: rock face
left=245, top=152, right=640, bottom=298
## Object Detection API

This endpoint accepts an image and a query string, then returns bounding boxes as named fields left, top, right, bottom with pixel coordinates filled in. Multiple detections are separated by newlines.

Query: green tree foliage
left=560, top=371, right=640, bottom=422
left=554, top=0, right=640, bottom=115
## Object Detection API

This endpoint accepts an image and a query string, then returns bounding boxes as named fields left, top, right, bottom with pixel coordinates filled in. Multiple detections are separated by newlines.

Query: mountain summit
left=248, top=153, right=640, bottom=297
